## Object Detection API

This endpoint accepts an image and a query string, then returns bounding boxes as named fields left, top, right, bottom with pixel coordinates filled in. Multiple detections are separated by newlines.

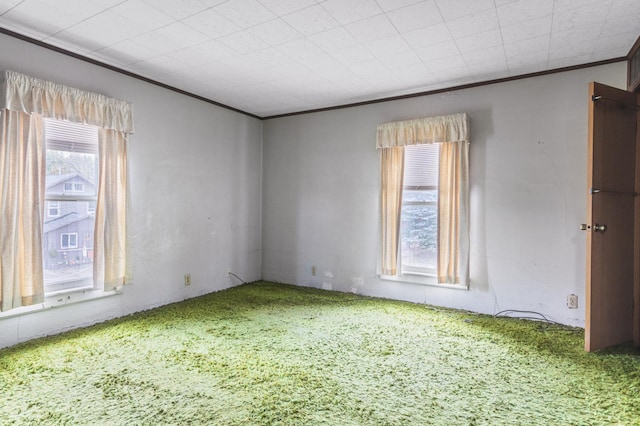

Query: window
left=43, top=118, right=98, bottom=293
left=63, top=182, right=84, bottom=192
left=0, top=70, right=133, bottom=313
left=377, top=113, right=470, bottom=286
left=61, top=233, right=78, bottom=249
left=48, top=201, right=60, bottom=217
left=400, top=144, right=440, bottom=275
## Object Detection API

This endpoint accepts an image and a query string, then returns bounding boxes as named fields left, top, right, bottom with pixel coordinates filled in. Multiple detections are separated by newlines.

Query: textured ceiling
left=1, top=0, right=638, bottom=118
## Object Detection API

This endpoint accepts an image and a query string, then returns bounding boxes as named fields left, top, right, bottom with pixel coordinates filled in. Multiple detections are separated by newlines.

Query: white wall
left=262, top=62, right=627, bottom=327
left=0, top=34, right=263, bottom=348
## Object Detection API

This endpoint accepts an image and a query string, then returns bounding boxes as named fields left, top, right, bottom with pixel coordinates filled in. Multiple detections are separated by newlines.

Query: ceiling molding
left=0, top=26, right=262, bottom=120
left=263, top=57, right=627, bottom=120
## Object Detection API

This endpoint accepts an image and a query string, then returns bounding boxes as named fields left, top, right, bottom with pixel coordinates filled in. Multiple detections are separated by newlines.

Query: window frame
left=398, top=143, right=439, bottom=278
left=47, top=200, right=60, bottom=217
left=377, top=113, right=470, bottom=288
left=43, top=118, right=99, bottom=294
left=60, top=232, right=78, bottom=249
left=379, top=144, right=466, bottom=289
left=63, top=182, right=85, bottom=192
left=87, top=200, right=96, bottom=216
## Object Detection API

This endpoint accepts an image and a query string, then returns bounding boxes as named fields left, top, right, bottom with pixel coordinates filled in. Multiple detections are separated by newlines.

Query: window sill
left=380, top=274, right=469, bottom=290
left=0, top=287, right=122, bottom=320
left=46, top=285, right=95, bottom=298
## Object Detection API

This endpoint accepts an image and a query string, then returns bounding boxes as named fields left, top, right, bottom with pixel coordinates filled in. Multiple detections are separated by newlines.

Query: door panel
left=635, top=91, right=640, bottom=347
left=585, top=82, right=637, bottom=352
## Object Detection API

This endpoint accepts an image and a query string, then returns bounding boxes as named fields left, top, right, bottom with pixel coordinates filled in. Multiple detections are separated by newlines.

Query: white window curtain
left=0, top=70, right=134, bottom=310
left=0, top=110, right=45, bottom=311
left=377, top=113, right=469, bottom=285
left=95, top=128, right=129, bottom=291
left=379, top=146, right=405, bottom=276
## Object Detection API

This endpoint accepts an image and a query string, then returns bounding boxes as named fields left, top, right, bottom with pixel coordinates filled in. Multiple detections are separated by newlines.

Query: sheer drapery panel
left=438, top=141, right=469, bottom=284
left=94, top=129, right=128, bottom=291
left=0, top=110, right=45, bottom=311
left=379, top=147, right=405, bottom=276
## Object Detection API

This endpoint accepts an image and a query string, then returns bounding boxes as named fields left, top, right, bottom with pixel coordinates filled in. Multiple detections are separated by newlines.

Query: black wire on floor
left=228, top=271, right=247, bottom=284
left=493, top=309, right=580, bottom=332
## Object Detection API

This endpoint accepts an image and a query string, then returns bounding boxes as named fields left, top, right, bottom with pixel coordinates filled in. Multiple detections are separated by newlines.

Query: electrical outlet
left=311, top=266, right=317, bottom=276
left=184, top=273, right=191, bottom=286
left=567, top=294, right=578, bottom=309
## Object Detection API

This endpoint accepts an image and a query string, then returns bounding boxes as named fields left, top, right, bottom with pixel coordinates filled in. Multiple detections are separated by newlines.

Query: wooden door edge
left=585, top=82, right=596, bottom=352
left=634, top=92, right=640, bottom=347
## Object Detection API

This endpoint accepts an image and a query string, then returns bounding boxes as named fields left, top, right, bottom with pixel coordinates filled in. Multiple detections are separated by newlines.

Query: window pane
left=401, top=142, right=440, bottom=274
left=43, top=119, right=98, bottom=293
left=43, top=201, right=94, bottom=292
left=48, top=201, right=60, bottom=217
left=401, top=191, right=437, bottom=271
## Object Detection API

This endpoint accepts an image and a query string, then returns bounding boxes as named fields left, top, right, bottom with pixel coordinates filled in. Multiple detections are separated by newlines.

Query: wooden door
left=585, top=82, right=638, bottom=352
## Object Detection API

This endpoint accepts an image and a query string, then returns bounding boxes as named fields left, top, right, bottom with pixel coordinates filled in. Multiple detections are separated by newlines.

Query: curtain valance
left=1, top=70, right=134, bottom=133
left=376, top=112, right=468, bottom=149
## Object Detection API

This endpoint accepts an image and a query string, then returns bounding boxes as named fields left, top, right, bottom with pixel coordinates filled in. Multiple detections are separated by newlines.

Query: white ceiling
left=1, top=0, right=638, bottom=118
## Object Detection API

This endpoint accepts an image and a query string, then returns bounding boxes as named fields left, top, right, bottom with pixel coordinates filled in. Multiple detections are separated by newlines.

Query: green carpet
left=1, top=281, right=639, bottom=425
